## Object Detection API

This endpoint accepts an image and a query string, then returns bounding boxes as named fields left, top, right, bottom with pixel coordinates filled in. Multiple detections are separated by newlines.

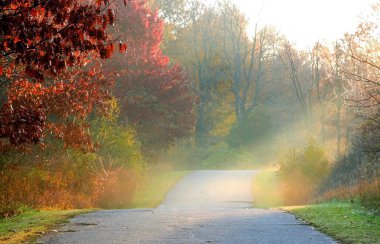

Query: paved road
left=38, top=170, right=336, bottom=243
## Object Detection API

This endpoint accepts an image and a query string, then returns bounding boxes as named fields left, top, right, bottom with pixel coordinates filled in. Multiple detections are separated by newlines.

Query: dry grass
left=279, top=172, right=317, bottom=205
left=319, top=179, right=380, bottom=210
left=0, top=163, right=140, bottom=216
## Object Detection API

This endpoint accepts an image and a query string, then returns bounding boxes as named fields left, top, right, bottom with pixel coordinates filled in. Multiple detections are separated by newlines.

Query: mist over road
left=39, top=170, right=336, bottom=243
left=160, top=170, right=256, bottom=210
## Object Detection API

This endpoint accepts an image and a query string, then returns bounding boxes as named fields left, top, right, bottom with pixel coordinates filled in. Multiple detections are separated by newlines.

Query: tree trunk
left=195, top=97, right=207, bottom=146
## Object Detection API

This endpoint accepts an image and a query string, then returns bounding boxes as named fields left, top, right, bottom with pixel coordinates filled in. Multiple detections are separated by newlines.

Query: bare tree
left=167, top=2, right=225, bottom=145
left=219, top=1, right=272, bottom=123
left=279, top=42, right=314, bottom=119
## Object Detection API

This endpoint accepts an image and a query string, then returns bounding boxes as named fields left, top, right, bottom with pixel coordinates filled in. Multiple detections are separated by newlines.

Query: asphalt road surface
left=38, top=170, right=336, bottom=243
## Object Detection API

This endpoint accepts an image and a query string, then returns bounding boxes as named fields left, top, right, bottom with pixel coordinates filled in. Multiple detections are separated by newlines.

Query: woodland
left=0, top=0, right=379, bottom=217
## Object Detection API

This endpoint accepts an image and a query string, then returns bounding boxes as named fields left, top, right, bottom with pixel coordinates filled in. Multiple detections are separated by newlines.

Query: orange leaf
left=13, top=37, right=20, bottom=44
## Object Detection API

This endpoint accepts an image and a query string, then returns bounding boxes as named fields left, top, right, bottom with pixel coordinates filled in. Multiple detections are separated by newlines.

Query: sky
left=218, top=0, right=378, bottom=49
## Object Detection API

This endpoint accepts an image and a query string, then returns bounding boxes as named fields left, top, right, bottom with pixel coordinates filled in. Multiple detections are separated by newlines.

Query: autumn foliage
left=0, top=152, right=140, bottom=214
left=0, top=66, right=113, bottom=149
left=0, top=0, right=196, bottom=215
left=0, top=0, right=120, bottom=79
left=0, top=0, right=124, bottom=148
left=104, top=0, right=195, bottom=153
left=0, top=0, right=135, bottom=215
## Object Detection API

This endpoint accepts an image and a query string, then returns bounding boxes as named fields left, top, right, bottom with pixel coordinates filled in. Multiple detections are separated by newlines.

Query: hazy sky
left=218, top=0, right=378, bottom=49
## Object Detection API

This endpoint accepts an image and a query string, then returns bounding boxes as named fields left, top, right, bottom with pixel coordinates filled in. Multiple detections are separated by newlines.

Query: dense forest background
left=0, top=0, right=379, bottom=215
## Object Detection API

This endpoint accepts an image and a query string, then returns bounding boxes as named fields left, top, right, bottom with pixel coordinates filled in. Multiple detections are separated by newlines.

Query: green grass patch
left=0, top=209, right=93, bottom=244
left=252, top=169, right=283, bottom=208
left=128, top=170, right=190, bottom=208
left=284, top=202, right=380, bottom=243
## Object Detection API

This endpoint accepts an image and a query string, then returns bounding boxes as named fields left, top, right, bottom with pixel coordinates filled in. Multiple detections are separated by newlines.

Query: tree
left=148, top=0, right=192, bottom=26
left=339, top=2, right=379, bottom=158
left=324, top=2, right=380, bottom=158
left=103, top=0, right=195, bottom=154
left=1, top=63, right=113, bottom=149
left=322, top=42, right=349, bottom=158
left=219, top=1, right=276, bottom=124
left=0, top=0, right=122, bottom=148
left=310, top=42, right=330, bottom=140
left=166, top=3, right=226, bottom=145
left=0, top=0, right=123, bottom=81
left=342, top=3, right=380, bottom=112
left=279, top=42, right=313, bottom=118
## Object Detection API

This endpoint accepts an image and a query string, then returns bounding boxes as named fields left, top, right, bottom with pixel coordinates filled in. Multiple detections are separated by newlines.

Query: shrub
left=278, top=141, right=330, bottom=204
left=89, top=101, right=146, bottom=208
left=96, top=169, right=140, bottom=208
left=321, top=118, right=379, bottom=209
left=0, top=149, right=100, bottom=214
left=0, top=102, right=146, bottom=215
left=91, top=116, right=145, bottom=172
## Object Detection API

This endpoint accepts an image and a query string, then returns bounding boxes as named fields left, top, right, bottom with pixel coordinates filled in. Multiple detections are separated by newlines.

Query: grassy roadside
left=128, top=170, right=190, bottom=208
left=284, top=202, right=380, bottom=243
left=0, top=209, right=93, bottom=244
left=0, top=170, right=190, bottom=243
left=252, top=169, right=380, bottom=243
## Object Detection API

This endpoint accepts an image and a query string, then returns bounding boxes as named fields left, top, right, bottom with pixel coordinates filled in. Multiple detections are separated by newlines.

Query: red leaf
left=119, top=42, right=127, bottom=52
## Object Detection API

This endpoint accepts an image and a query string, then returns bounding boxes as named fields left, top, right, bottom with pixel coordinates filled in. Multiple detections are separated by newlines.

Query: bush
left=91, top=114, right=145, bottom=172
left=278, top=141, right=330, bottom=204
left=0, top=102, right=146, bottom=215
left=0, top=149, right=100, bottom=214
left=321, top=119, right=379, bottom=209
left=96, top=169, right=140, bottom=208
left=89, top=102, right=146, bottom=208
left=324, top=123, right=379, bottom=186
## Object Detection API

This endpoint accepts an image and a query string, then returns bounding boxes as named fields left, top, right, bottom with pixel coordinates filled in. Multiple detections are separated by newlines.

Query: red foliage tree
left=1, top=64, right=112, bottom=149
left=0, top=0, right=123, bottom=148
left=0, top=0, right=123, bottom=80
left=104, top=0, right=195, bottom=153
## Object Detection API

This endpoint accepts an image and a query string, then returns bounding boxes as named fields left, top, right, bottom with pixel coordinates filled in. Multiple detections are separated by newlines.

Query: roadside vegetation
left=0, top=169, right=188, bottom=243
left=0, top=208, right=93, bottom=244
left=0, top=0, right=379, bottom=243
left=252, top=169, right=379, bottom=243
left=1, top=0, right=194, bottom=231
left=285, top=202, right=380, bottom=243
